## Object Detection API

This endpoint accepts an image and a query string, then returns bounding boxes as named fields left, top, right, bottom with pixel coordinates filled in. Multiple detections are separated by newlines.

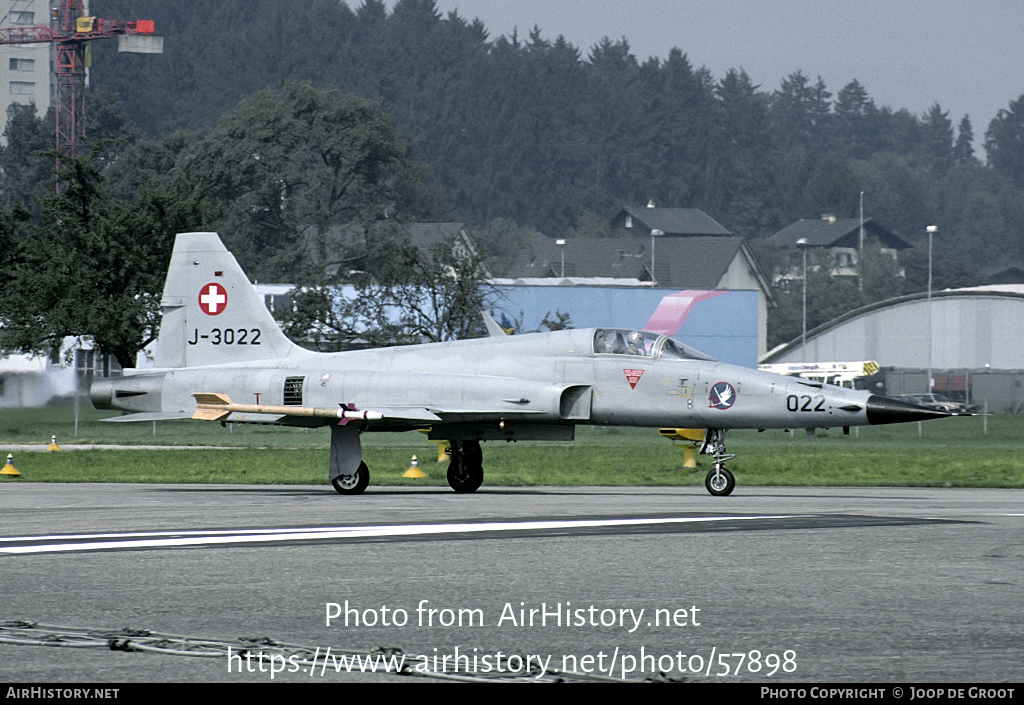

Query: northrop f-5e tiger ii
left=91, top=232, right=950, bottom=496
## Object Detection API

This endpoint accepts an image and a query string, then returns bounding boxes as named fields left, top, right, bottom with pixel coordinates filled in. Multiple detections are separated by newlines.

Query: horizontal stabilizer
left=482, top=311, right=510, bottom=338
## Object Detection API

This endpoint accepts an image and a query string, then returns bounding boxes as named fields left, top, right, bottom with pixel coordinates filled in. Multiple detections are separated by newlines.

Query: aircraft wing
left=101, top=412, right=195, bottom=423
left=426, top=408, right=548, bottom=419
left=363, top=407, right=445, bottom=422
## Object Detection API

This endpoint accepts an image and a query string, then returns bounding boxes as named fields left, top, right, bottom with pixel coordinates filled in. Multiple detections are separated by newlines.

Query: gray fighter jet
left=91, top=232, right=949, bottom=496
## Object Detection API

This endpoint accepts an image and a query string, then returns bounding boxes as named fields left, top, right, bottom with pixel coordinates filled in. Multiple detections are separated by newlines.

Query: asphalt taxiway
left=1, top=483, right=1021, bottom=683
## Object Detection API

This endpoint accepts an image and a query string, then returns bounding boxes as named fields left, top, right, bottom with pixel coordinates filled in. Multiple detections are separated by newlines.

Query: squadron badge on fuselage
left=709, top=382, right=736, bottom=410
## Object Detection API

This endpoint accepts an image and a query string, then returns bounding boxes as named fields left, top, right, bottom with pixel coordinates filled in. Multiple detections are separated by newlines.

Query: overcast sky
left=377, top=0, right=1023, bottom=154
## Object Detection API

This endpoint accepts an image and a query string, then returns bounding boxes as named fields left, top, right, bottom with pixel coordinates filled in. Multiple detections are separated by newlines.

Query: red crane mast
left=0, top=0, right=159, bottom=176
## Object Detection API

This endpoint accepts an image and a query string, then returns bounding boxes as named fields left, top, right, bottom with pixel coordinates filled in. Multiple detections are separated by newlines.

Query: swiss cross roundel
left=198, top=282, right=228, bottom=316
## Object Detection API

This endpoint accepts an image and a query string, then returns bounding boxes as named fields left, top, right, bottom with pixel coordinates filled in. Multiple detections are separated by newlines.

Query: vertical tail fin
left=154, top=232, right=302, bottom=368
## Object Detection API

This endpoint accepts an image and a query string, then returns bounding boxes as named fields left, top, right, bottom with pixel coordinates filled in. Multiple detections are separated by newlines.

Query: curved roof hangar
left=762, top=286, right=1024, bottom=370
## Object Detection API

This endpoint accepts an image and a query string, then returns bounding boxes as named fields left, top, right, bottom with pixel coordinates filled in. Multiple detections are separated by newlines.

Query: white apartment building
left=0, top=0, right=55, bottom=143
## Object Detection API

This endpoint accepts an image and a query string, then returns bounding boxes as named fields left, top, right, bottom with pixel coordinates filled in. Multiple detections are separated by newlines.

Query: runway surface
left=1, top=483, right=1021, bottom=683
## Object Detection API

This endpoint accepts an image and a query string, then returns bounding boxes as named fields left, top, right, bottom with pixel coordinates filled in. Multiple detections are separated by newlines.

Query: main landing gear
left=327, top=427, right=484, bottom=495
left=332, top=461, right=369, bottom=495
left=447, top=440, right=483, bottom=493
left=703, top=429, right=736, bottom=496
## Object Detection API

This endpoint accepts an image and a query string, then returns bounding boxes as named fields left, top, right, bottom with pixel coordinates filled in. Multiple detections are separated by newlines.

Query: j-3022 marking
left=188, top=328, right=262, bottom=346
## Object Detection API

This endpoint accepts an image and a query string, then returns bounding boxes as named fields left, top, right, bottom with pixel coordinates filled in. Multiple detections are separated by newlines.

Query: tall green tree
left=634, top=49, right=714, bottom=208
left=771, top=71, right=832, bottom=153
left=985, top=94, right=1024, bottom=187
left=0, top=153, right=216, bottom=368
left=281, top=229, right=495, bottom=349
left=783, top=152, right=861, bottom=222
left=833, top=79, right=878, bottom=160
left=920, top=103, right=954, bottom=173
left=851, top=153, right=929, bottom=238
left=476, top=217, right=545, bottom=276
left=708, top=69, right=778, bottom=234
left=0, top=104, right=54, bottom=209
left=953, top=115, right=977, bottom=165
left=175, top=83, right=430, bottom=279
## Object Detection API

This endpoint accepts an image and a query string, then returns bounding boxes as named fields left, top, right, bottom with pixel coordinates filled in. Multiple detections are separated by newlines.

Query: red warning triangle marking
left=623, top=369, right=644, bottom=389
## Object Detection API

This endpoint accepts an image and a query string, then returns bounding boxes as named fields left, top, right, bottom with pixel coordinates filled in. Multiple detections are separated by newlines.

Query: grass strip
left=2, top=407, right=1022, bottom=488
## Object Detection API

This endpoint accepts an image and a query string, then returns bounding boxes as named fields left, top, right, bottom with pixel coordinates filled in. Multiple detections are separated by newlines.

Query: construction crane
left=0, top=0, right=161, bottom=179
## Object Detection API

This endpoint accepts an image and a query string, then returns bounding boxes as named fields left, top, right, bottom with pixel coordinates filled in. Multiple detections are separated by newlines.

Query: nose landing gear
left=703, top=429, right=736, bottom=496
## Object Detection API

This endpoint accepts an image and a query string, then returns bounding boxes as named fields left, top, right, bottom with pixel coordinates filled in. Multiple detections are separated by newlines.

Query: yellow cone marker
left=403, top=455, right=426, bottom=479
left=48, top=435, right=62, bottom=451
left=2, top=453, right=20, bottom=477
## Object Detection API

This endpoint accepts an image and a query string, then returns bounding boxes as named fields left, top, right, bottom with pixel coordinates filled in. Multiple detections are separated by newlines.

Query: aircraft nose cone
left=865, top=395, right=952, bottom=425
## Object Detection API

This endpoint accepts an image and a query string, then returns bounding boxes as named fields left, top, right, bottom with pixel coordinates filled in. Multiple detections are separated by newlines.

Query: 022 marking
left=786, top=394, right=826, bottom=412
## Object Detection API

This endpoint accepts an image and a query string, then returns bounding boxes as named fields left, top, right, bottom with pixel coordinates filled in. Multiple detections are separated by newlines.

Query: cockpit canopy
left=592, top=329, right=716, bottom=361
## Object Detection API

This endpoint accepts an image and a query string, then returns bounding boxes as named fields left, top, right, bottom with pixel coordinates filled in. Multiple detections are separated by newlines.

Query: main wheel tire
left=332, top=461, right=369, bottom=495
left=705, top=467, right=735, bottom=496
left=447, top=441, right=483, bottom=493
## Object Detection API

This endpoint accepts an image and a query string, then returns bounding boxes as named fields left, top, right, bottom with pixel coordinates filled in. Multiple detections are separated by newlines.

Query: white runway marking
left=0, top=515, right=796, bottom=555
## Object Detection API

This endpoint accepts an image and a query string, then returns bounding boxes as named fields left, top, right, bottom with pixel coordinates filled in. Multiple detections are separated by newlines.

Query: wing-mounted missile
left=192, top=393, right=385, bottom=424
left=191, top=393, right=442, bottom=426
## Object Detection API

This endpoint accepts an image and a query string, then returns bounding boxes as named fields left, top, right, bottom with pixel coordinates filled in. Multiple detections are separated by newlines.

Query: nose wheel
left=705, top=467, right=735, bottom=496
left=703, top=429, right=736, bottom=496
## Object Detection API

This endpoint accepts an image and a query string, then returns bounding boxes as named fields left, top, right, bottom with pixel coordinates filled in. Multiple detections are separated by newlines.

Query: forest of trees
left=3, top=0, right=1024, bottom=357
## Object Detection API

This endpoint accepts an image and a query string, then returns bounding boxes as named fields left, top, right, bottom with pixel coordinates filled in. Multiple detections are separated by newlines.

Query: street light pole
left=797, top=238, right=809, bottom=362
left=859, top=191, right=865, bottom=292
left=926, top=225, right=937, bottom=393
left=650, top=229, right=663, bottom=286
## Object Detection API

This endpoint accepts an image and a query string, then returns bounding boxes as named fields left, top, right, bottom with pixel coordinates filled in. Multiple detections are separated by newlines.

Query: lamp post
left=858, top=191, right=865, bottom=291
left=556, top=239, right=566, bottom=278
left=926, top=225, right=937, bottom=393
left=650, top=229, right=663, bottom=286
left=797, top=238, right=809, bottom=362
